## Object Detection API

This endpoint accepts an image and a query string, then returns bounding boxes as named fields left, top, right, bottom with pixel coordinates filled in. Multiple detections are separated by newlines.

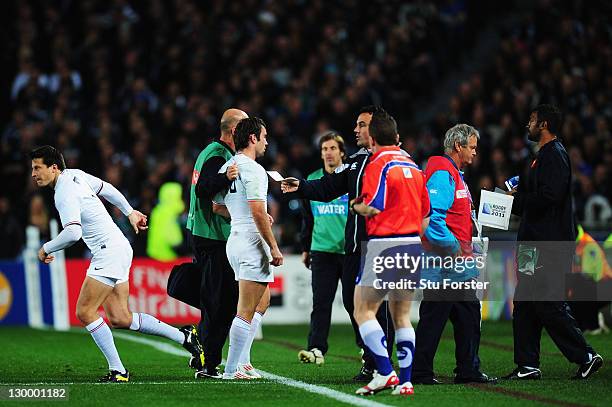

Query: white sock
left=239, top=312, right=263, bottom=365
left=225, top=316, right=251, bottom=374
left=359, top=319, right=393, bottom=376
left=86, top=318, right=125, bottom=373
left=131, top=313, right=184, bottom=344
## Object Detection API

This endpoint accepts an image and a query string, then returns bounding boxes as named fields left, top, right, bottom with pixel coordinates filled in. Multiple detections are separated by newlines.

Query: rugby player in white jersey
left=212, top=117, right=283, bottom=380
left=30, top=146, right=204, bottom=382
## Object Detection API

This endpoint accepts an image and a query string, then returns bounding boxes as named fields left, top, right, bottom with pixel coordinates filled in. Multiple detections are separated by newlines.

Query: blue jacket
left=421, top=157, right=479, bottom=282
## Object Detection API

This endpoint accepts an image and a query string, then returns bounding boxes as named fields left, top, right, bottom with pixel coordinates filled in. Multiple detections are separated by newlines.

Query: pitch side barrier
left=1, top=230, right=610, bottom=328
left=358, top=238, right=612, bottom=304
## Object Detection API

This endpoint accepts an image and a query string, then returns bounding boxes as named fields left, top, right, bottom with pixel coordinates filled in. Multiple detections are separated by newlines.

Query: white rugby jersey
left=52, top=169, right=130, bottom=252
left=213, top=153, right=268, bottom=233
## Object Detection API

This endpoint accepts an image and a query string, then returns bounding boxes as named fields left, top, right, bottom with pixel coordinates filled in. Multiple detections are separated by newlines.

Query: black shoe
left=413, top=377, right=443, bottom=385
left=180, top=325, right=205, bottom=371
left=573, top=354, right=603, bottom=380
left=99, top=369, right=130, bottom=383
left=195, top=366, right=223, bottom=379
left=454, top=372, right=498, bottom=384
left=502, top=366, right=541, bottom=380
left=352, top=365, right=374, bottom=382
left=188, top=356, right=202, bottom=370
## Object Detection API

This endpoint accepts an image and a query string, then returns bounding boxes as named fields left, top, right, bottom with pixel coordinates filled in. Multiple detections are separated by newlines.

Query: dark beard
left=527, top=128, right=541, bottom=142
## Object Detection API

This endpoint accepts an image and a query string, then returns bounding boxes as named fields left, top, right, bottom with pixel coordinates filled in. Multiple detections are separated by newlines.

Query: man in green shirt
left=298, top=132, right=350, bottom=365
left=186, top=108, right=247, bottom=378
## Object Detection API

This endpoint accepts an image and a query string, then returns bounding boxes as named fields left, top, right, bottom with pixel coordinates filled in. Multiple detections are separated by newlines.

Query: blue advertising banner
left=0, top=261, right=29, bottom=325
left=39, top=263, right=54, bottom=326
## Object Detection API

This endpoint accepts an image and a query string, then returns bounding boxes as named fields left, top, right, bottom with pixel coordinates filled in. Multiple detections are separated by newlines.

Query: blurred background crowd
left=1, top=0, right=610, bottom=260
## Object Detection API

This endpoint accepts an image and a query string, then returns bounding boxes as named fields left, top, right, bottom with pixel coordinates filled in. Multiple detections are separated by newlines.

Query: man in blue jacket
left=413, top=124, right=496, bottom=385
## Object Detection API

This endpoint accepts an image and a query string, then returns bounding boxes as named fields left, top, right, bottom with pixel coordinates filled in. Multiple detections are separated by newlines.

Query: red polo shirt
left=361, top=146, right=430, bottom=238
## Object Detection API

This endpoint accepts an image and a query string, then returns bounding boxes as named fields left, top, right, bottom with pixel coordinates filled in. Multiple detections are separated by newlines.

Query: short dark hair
left=233, top=117, right=266, bottom=151
left=358, top=105, right=386, bottom=116
left=533, top=104, right=562, bottom=135
left=369, top=110, right=398, bottom=146
left=318, top=131, right=346, bottom=157
left=29, top=145, right=66, bottom=170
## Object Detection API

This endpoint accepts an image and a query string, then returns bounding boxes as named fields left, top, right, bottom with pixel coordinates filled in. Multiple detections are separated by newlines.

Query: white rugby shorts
left=226, top=231, right=273, bottom=283
left=87, top=239, right=133, bottom=286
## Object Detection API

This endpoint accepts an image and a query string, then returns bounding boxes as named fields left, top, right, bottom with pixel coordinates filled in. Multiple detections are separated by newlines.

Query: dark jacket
left=513, top=139, right=575, bottom=241
left=299, top=198, right=314, bottom=252
left=192, top=139, right=234, bottom=249
left=294, top=148, right=370, bottom=255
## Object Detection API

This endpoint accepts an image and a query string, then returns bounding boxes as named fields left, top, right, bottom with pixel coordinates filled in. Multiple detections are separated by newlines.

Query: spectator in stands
left=0, top=196, right=24, bottom=259
left=2, top=0, right=609, bottom=259
left=28, top=194, right=50, bottom=244
left=147, top=182, right=185, bottom=261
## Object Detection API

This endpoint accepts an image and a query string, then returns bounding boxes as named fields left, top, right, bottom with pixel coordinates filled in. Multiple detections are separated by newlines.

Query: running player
left=30, top=145, right=204, bottom=382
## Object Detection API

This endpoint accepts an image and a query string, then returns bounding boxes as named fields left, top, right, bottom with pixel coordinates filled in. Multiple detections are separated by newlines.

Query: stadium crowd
left=1, top=0, right=610, bottom=259
left=410, top=1, right=612, bottom=225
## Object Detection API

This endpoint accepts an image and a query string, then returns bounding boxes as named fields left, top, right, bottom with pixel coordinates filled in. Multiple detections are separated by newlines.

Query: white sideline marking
left=1, top=382, right=265, bottom=386
left=258, top=371, right=392, bottom=407
left=113, top=332, right=392, bottom=407
left=113, top=331, right=189, bottom=357
left=23, top=330, right=391, bottom=406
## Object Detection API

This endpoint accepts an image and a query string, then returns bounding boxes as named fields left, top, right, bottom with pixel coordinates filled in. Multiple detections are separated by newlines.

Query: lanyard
left=460, top=172, right=483, bottom=240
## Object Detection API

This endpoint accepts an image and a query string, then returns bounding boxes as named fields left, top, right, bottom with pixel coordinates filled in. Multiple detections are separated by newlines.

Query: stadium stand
left=2, top=0, right=610, bottom=259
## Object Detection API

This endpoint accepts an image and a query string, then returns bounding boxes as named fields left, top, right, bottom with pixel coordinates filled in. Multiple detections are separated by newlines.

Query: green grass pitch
left=0, top=321, right=609, bottom=406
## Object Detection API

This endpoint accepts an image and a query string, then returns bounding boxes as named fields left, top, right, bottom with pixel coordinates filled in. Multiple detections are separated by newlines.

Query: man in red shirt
left=351, top=110, right=430, bottom=396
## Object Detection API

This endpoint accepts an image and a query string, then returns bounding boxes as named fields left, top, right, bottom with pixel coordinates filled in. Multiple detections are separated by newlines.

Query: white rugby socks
left=225, top=316, right=252, bottom=374
left=86, top=317, right=125, bottom=373
left=130, top=312, right=184, bottom=344
left=240, top=311, right=263, bottom=365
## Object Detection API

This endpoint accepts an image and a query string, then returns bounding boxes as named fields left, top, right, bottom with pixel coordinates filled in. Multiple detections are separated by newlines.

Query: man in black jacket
left=282, top=105, right=395, bottom=381
left=187, top=108, right=246, bottom=378
left=503, top=105, right=602, bottom=380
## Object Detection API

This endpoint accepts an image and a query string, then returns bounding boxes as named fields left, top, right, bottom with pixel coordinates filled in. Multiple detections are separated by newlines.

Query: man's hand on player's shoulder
left=226, top=163, right=239, bottom=181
